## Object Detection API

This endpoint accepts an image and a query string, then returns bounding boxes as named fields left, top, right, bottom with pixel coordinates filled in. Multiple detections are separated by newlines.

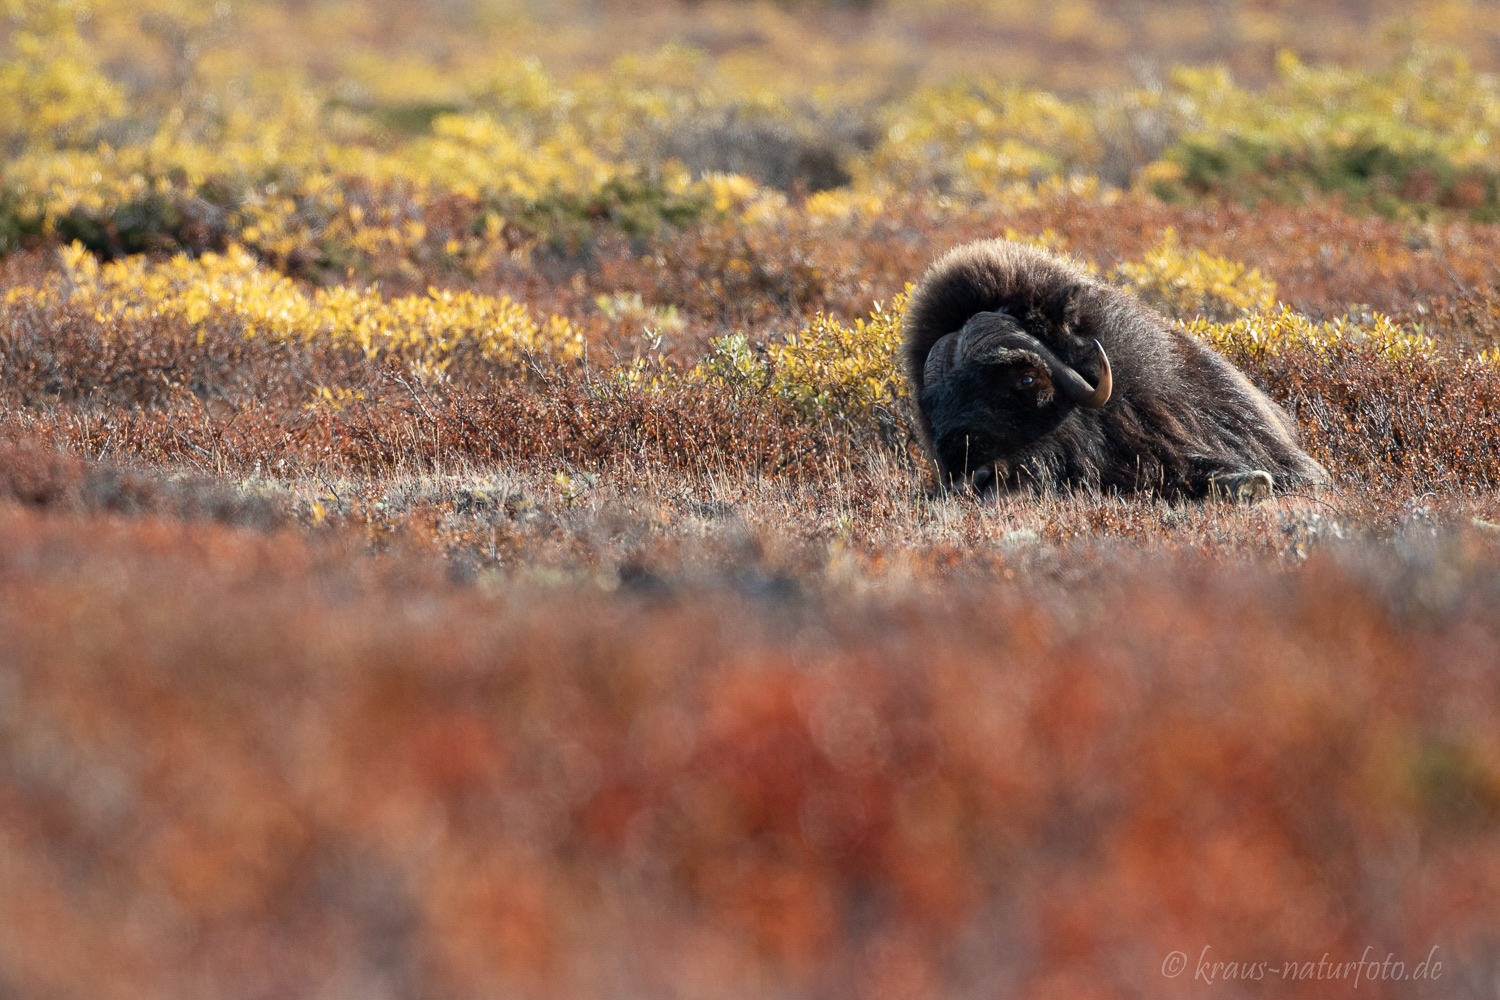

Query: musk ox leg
left=1207, top=469, right=1276, bottom=503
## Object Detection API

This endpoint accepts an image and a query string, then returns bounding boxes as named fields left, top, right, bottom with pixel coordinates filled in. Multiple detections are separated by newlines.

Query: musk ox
left=904, top=239, right=1330, bottom=499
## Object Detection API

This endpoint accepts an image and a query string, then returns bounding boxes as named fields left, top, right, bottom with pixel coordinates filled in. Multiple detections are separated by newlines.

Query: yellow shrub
left=1184, top=304, right=1440, bottom=360
left=765, top=292, right=910, bottom=422
left=0, top=1, right=125, bottom=150
left=803, top=188, right=887, bottom=223
left=855, top=81, right=1100, bottom=196
left=678, top=293, right=911, bottom=424
left=1112, top=228, right=1278, bottom=320
left=352, top=112, right=620, bottom=204
left=18, top=243, right=584, bottom=375
left=1165, top=48, right=1500, bottom=170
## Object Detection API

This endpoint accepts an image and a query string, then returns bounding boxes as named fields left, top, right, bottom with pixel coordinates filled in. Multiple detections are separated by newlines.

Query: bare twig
left=317, top=475, right=343, bottom=510
left=386, top=369, right=438, bottom=426
left=1278, top=492, right=1346, bottom=517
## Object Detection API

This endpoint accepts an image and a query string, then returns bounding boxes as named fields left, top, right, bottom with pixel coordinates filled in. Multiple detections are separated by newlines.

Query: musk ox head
left=918, top=309, right=1110, bottom=488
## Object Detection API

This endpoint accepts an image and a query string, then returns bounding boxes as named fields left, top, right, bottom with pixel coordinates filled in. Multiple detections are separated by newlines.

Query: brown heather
left=593, top=197, right=1500, bottom=336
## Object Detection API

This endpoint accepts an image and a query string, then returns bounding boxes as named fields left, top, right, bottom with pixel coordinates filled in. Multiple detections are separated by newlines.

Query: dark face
left=920, top=351, right=1074, bottom=488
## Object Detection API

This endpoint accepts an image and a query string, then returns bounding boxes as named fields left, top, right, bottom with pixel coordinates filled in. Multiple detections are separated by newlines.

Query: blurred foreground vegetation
left=4, top=2, right=1500, bottom=998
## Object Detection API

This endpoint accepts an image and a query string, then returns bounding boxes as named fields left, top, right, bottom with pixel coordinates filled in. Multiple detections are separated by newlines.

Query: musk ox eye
left=1017, top=373, right=1037, bottom=388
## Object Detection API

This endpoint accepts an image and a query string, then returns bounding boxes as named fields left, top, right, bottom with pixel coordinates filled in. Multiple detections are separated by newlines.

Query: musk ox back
left=903, top=239, right=1329, bottom=498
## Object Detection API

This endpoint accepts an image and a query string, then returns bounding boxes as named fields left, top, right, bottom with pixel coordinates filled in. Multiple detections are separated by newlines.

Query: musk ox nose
left=960, top=470, right=996, bottom=497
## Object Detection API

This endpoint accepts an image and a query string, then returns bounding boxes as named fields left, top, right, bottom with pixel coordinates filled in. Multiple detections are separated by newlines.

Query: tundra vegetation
left=3, top=1, right=1500, bottom=997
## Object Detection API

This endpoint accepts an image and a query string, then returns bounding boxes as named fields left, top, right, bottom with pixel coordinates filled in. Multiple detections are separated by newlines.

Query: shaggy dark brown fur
left=903, top=239, right=1330, bottom=497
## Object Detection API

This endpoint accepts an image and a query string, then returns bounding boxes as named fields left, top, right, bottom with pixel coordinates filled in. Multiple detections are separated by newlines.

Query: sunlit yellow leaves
left=857, top=81, right=1102, bottom=197
left=0, top=2, right=124, bottom=150
left=378, top=112, right=619, bottom=203
left=1185, top=304, right=1440, bottom=361
left=765, top=292, right=911, bottom=422
left=29, top=242, right=584, bottom=374
left=1143, top=47, right=1500, bottom=214
left=1112, top=228, right=1278, bottom=321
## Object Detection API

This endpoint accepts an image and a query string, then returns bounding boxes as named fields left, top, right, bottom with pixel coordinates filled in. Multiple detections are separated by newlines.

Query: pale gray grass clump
left=9, top=440, right=1493, bottom=595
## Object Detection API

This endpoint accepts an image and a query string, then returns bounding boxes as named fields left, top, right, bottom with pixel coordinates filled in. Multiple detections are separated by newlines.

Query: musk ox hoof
left=1210, top=470, right=1275, bottom=503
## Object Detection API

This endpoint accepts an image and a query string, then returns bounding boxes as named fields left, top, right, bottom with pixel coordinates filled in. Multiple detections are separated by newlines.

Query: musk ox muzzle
left=917, top=310, right=1111, bottom=486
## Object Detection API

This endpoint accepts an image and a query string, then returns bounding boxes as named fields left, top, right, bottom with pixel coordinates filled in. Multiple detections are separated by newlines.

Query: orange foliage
left=0, top=501, right=1498, bottom=998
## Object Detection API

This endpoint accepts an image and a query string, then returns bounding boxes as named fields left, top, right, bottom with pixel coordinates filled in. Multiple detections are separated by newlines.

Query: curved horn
left=923, top=330, right=961, bottom=386
left=1055, top=339, right=1111, bottom=409
left=928, top=311, right=1010, bottom=386
left=932, top=315, right=1111, bottom=409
